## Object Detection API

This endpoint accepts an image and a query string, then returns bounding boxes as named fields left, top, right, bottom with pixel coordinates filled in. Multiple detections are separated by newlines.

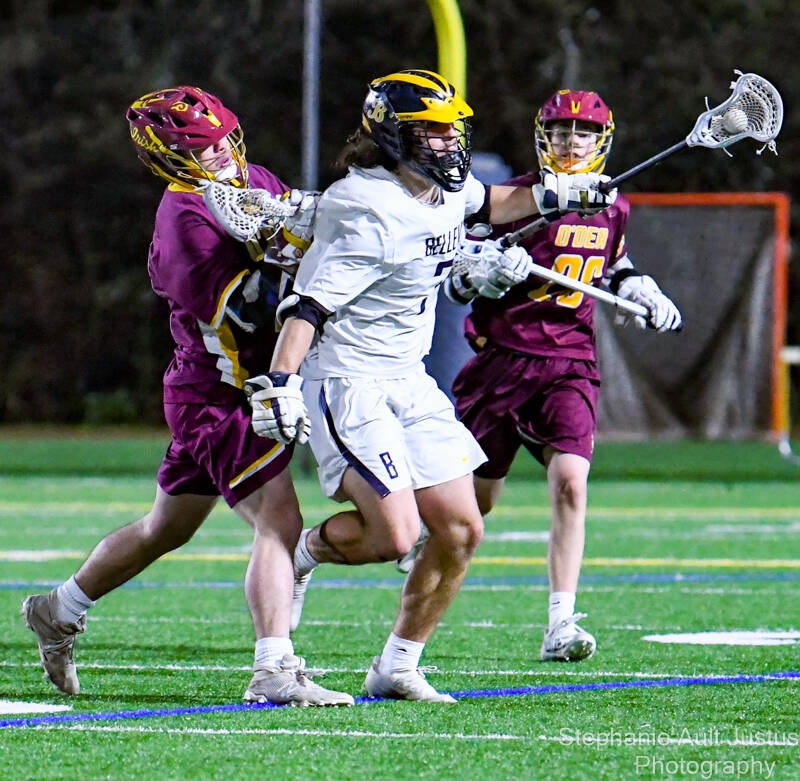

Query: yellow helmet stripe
left=370, top=70, right=473, bottom=123
left=371, top=70, right=451, bottom=94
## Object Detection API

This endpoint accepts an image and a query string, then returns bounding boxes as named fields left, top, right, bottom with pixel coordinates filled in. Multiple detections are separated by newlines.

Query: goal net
left=595, top=192, right=789, bottom=441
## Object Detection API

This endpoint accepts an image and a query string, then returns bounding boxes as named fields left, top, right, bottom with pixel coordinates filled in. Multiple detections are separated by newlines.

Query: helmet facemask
left=401, top=119, right=472, bottom=191
left=188, top=127, right=246, bottom=184
left=535, top=118, right=612, bottom=174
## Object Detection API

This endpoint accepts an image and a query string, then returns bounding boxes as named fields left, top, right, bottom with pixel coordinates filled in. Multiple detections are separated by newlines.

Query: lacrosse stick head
left=686, top=71, right=783, bottom=153
left=202, top=181, right=297, bottom=243
left=127, top=86, right=249, bottom=187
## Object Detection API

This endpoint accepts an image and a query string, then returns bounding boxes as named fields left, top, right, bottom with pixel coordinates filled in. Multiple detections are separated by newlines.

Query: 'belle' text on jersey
left=425, top=225, right=461, bottom=257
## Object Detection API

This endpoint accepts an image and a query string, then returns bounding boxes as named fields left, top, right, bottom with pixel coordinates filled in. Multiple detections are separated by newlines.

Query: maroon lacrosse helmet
left=534, top=89, right=614, bottom=173
left=126, top=86, right=248, bottom=187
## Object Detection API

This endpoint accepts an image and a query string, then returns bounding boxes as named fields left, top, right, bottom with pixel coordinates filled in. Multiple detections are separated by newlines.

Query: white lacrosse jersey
left=294, top=165, right=486, bottom=379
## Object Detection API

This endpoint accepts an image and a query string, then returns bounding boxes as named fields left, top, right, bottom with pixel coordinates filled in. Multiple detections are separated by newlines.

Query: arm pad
left=464, top=184, right=491, bottom=228
left=276, top=293, right=330, bottom=334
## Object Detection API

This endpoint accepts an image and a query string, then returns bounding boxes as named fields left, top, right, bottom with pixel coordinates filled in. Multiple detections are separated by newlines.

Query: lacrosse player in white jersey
left=246, top=69, right=617, bottom=702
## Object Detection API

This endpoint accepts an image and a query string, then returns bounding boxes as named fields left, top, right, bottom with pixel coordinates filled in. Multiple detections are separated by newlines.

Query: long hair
left=334, top=126, right=397, bottom=174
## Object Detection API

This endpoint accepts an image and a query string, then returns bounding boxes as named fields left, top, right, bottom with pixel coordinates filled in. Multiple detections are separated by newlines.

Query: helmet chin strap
left=213, top=162, right=239, bottom=182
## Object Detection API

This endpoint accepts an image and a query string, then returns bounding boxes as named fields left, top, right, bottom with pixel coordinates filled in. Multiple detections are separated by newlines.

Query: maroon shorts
left=157, top=397, right=292, bottom=508
left=453, top=346, right=600, bottom=477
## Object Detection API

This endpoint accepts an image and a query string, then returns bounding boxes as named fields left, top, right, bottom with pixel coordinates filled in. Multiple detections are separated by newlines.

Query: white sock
left=294, top=528, right=319, bottom=576
left=548, top=591, right=576, bottom=628
left=254, top=636, right=293, bottom=668
left=379, top=632, right=425, bottom=673
left=54, top=576, right=95, bottom=625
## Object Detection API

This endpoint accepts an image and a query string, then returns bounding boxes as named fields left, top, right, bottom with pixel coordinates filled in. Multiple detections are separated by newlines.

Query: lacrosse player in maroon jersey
left=21, top=86, right=353, bottom=706
left=451, top=90, right=682, bottom=662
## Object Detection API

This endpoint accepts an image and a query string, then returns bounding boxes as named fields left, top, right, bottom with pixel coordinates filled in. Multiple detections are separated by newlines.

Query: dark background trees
left=1, top=0, right=796, bottom=424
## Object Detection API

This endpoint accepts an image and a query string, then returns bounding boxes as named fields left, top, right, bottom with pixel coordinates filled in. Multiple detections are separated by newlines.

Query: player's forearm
left=269, top=317, right=316, bottom=373
left=487, top=185, right=540, bottom=224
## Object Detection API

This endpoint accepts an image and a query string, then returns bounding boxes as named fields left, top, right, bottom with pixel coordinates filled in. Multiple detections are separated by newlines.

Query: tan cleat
left=243, top=654, right=353, bottom=707
left=364, top=656, right=456, bottom=703
left=22, top=592, right=86, bottom=695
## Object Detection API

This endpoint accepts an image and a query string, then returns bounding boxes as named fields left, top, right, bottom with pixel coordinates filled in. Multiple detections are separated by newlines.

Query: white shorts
left=303, top=367, right=487, bottom=501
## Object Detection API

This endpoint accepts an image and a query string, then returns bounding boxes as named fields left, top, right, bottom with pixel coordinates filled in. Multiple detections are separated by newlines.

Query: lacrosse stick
left=464, top=218, right=647, bottom=318
left=453, top=233, right=648, bottom=319
left=201, top=180, right=297, bottom=242
left=599, top=70, right=783, bottom=193
left=504, top=258, right=647, bottom=319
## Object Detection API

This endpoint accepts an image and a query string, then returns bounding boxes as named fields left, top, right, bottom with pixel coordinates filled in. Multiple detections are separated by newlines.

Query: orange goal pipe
left=628, top=192, right=791, bottom=439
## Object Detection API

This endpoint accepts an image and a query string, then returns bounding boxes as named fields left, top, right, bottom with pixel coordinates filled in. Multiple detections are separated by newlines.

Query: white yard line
left=0, top=660, right=738, bottom=677
left=26, top=723, right=800, bottom=748
left=31, top=724, right=528, bottom=740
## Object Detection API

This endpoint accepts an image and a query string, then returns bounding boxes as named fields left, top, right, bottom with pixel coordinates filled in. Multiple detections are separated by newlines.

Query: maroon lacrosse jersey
left=465, top=171, right=630, bottom=360
left=148, top=165, right=288, bottom=403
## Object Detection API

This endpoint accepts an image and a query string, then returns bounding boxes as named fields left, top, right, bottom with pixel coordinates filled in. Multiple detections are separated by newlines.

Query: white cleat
left=290, top=568, right=313, bottom=632
left=243, top=654, right=353, bottom=707
left=540, top=613, right=596, bottom=662
left=364, top=656, right=456, bottom=703
left=22, top=591, right=86, bottom=695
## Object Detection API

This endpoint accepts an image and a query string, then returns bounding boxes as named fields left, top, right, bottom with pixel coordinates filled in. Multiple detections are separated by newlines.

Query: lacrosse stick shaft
left=499, top=217, right=550, bottom=248
left=528, top=261, right=648, bottom=318
left=492, top=210, right=646, bottom=316
left=600, top=140, right=688, bottom=193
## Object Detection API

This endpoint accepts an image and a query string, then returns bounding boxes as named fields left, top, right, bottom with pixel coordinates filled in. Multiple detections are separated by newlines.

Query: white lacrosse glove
left=532, top=166, right=618, bottom=220
left=280, top=189, right=321, bottom=258
left=244, top=372, right=310, bottom=444
left=615, top=275, right=683, bottom=332
left=452, top=240, right=534, bottom=300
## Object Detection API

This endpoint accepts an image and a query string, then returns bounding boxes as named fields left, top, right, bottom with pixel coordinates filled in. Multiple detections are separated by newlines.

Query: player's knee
left=464, top=513, right=484, bottom=552
left=436, top=512, right=484, bottom=557
left=474, top=477, right=503, bottom=517
left=140, top=513, right=198, bottom=552
left=380, top=522, right=422, bottom=560
left=553, top=474, right=587, bottom=510
left=476, top=492, right=495, bottom=516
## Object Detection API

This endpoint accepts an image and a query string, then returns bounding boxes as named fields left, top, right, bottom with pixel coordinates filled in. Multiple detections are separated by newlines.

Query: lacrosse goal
left=595, top=191, right=790, bottom=444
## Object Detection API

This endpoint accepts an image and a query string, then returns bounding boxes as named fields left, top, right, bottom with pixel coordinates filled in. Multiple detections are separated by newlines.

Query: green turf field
left=1, top=431, right=799, bottom=779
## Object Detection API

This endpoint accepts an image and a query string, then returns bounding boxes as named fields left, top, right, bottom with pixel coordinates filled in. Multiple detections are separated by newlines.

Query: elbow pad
left=464, top=185, right=491, bottom=228
left=276, top=294, right=330, bottom=335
